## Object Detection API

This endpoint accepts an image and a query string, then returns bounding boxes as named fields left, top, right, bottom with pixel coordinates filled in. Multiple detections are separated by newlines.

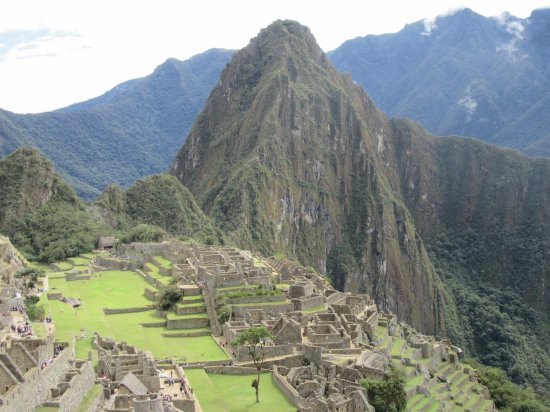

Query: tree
left=231, top=326, right=273, bottom=403
left=361, top=376, right=407, bottom=412
left=156, top=286, right=183, bottom=311
left=14, top=267, right=45, bottom=291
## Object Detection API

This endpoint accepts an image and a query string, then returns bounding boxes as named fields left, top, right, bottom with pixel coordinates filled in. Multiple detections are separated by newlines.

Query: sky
left=1, top=0, right=549, bottom=113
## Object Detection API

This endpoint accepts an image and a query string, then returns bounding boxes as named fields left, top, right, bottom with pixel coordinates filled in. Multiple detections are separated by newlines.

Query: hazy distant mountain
left=329, top=8, right=550, bottom=157
left=0, top=48, right=234, bottom=198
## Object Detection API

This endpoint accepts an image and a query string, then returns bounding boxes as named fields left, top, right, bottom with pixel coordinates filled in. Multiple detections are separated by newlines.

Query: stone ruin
left=104, top=240, right=496, bottom=411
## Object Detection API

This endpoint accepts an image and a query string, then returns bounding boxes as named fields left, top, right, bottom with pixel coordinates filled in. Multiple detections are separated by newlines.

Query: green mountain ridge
left=0, top=48, right=234, bottom=199
left=171, top=20, right=550, bottom=394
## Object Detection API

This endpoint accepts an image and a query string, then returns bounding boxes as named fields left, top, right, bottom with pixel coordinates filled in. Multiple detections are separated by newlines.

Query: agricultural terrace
left=44, top=264, right=228, bottom=362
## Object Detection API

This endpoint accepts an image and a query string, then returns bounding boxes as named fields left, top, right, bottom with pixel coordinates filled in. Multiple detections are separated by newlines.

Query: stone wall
left=272, top=366, right=309, bottom=411
left=204, top=366, right=257, bottom=375
left=292, top=294, right=324, bottom=311
left=103, top=306, right=152, bottom=315
left=0, top=346, right=71, bottom=412
left=144, top=287, right=158, bottom=301
left=95, top=256, right=140, bottom=271
left=227, top=295, right=286, bottom=305
left=166, top=317, right=209, bottom=329
left=236, top=345, right=293, bottom=362
left=137, top=270, right=165, bottom=289
left=56, top=360, right=96, bottom=412
left=232, top=302, right=294, bottom=317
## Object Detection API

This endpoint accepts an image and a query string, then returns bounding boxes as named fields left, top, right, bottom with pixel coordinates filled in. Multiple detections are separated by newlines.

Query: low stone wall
left=103, top=306, right=152, bottom=315
left=47, top=292, right=63, bottom=300
left=176, top=304, right=206, bottom=315
left=232, top=302, right=294, bottom=317
left=66, top=275, right=91, bottom=282
left=236, top=344, right=293, bottom=362
left=95, top=256, right=140, bottom=271
left=292, top=295, right=325, bottom=311
left=226, top=294, right=286, bottom=305
left=272, top=365, right=308, bottom=410
left=204, top=366, right=257, bottom=375
left=136, top=269, right=165, bottom=290
left=162, top=330, right=211, bottom=338
left=144, top=287, right=158, bottom=301
left=166, top=317, right=209, bottom=330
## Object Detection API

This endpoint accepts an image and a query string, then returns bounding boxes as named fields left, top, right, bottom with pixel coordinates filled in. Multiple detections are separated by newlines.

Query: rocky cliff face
left=0, top=235, right=26, bottom=282
left=172, top=20, right=443, bottom=334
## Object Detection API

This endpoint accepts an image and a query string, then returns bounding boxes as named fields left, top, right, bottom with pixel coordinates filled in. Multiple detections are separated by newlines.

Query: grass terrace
left=153, top=255, right=173, bottom=268
left=144, top=262, right=172, bottom=285
left=185, top=370, right=296, bottom=412
left=303, top=305, right=327, bottom=313
left=68, top=256, right=91, bottom=266
left=44, top=268, right=228, bottom=362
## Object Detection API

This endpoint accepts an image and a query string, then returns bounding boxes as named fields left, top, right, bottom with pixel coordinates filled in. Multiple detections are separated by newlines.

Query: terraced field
left=42, top=257, right=228, bottom=362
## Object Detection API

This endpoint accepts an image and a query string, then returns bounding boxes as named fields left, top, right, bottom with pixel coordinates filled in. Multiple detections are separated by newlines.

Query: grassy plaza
left=44, top=269, right=228, bottom=362
left=185, top=369, right=296, bottom=412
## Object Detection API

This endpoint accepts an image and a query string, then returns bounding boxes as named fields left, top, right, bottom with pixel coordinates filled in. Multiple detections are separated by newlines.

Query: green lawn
left=44, top=270, right=227, bottom=362
left=68, top=256, right=91, bottom=265
left=185, top=370, right=296, bottom=412
left=56, top=261, right=73, bottom=270
left=182, top=295, right=204, bottom=302
left=303, top=305, right=326, bottom=313
left=153, top=255, right=173, bottom=268
left=144, top=262, right=172, bottom=285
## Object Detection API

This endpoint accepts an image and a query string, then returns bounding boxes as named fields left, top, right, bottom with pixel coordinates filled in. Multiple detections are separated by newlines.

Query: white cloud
left=421, top=17, right=438, bottom=36
left=458, top=85, right=478, bottom=121
left=0, top=0, right=549, bottom=112
left=495, top=12, right=527, bottom=57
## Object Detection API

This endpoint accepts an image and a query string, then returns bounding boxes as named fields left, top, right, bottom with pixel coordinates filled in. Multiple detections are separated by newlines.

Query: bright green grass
left=68, top=256, right=91, bottom=265
left=81, top=252, right=101, bottom=259
left=153, top=255, right=173, bottom=268
left=185, top=370, right=295, bottom=412
left=232, top=300, right=291, bottom=307
left=30, top=262, right=53, bottom=273
left=303, top=305, right=326, bottom=313
left=275, top=284, right=291, bottom=290
left=166, top=312, right=208, bottom=320
left=76, top=384, right=103, bottom=412
left=57, top=261, right=73, bottom=270
left=177, top=302, right=206, bottom=308
left=182, top=295, right=204, bottom=302
left=44, top=270, right=227, bottom=361
left=144, top=262, right=171, bottom=284
left=391, top=337, right=404, bottom=357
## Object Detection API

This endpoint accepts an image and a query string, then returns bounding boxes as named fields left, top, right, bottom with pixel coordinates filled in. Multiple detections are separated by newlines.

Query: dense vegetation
left=0, top=49, right=233, bottom=198
left=11, top=203, right=107, bottom=262
left=464, top=359, right=549, bottom=412
left=361, top=377, right=407, bottom=412
left=329, top=8, right=550, bottom=157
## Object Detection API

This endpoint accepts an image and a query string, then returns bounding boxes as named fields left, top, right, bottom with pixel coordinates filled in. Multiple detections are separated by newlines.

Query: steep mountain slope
left=92, top=174, right=223, bottom=243
left=172, top=20, right=444, bottom=334
left=0, top=48, right=234, bottom=199
left=329, top=8, right=550, bottom=157
left=0, top=147, right=81, bottom=234
left=172, top=20, right=550, bottom=392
